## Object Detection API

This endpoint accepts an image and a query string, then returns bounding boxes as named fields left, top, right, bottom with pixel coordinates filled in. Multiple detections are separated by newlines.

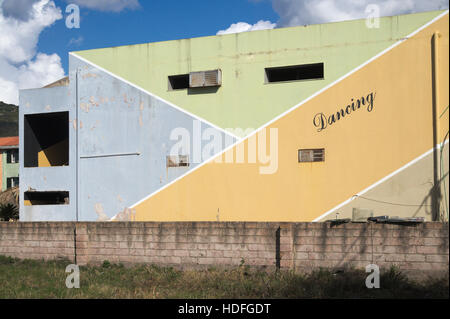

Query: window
left=265, top=63, right=324, bottom=83
left=6, top=177, right=19, bottom=189
left=24, top=111, right=69, bottom=167
left=166, top=155, right=189, bottom=167
left=24, top=191, right=69, bottom=206
left=168, top=74, right=189, bottom=90
left=6, top=149, right=18, bottom=163
left=298, top=148, right=325, bottom=163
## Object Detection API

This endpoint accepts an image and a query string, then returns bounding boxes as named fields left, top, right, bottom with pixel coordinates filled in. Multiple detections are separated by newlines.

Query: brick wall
left=0, top=222, right=75, bottom=262
left=0, top=222, right=448, bottom=277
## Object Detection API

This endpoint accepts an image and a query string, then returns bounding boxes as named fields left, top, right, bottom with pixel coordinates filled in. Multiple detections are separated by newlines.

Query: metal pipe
left=431, top=31, right=441, bottom=221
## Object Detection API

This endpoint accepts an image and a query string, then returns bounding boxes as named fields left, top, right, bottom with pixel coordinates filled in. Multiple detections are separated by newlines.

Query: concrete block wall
left=0, top=222, right=448, bottom=277
left=287, top=223, right=449, bottom=276
left=74, top=222, right=279, bottom=268
left=0, top=222, right=75, bottom=262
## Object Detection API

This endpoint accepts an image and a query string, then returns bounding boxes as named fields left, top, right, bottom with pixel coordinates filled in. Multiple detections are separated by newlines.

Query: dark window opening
left=298, top=148, right=325, bottom=163
left=24, top=191, right=69, bottom=206
left=168, top=74, right=189, bottom=90
left=6, top=177, right=19, bottom=189
left=24, top=111, right=69, bottom=167
left=265, top=63, right=324, bottom=83
left=166, top=155, right=189, bottom=167
left=6, top=149, right=19, bottom=163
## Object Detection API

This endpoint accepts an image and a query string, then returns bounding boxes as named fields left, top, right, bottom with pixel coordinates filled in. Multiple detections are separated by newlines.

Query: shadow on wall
left=187, top=87, right=220, bottom=95
left=24, top=112, right=69, bottom=168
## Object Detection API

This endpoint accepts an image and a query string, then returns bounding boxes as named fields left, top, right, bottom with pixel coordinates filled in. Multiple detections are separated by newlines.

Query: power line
left=351, top=195, right=431, bottom=207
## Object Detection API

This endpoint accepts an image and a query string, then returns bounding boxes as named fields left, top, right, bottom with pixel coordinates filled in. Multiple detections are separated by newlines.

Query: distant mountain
left=0, top=101, right=18, bottom=138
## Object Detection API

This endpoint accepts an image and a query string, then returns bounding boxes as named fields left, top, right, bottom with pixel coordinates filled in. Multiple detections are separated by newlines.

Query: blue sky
left=0, top=0, right=448, bottom=104
left=40, top=0, right=279, bottom=73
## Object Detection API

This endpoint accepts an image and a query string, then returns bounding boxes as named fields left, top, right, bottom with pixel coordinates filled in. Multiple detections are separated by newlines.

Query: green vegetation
left=0, top=255, right=447, bottom=299
left=0, top=203, right=19, bottom=221
left=0, top=101, right=18, bottom=138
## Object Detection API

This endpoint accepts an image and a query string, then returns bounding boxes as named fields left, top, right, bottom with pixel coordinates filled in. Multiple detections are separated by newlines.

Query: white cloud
left=0, top=77, right=18, bottom=105
left=217, top=20, right=276, bottom=35
left=18, top=53, right=65, bottom=89
left=271, top=0, right=449, bottom=27
left=0, top=0, right=65, bottom=104
left=1, top=0, right=39, bottom=21
left=217, top=0, right=448, bottom=36
left=68, top=36, right=84, bottom=47
left=67, top=0, right=140, bottom=12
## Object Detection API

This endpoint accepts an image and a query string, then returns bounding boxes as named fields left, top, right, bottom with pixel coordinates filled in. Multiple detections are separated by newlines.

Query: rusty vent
left=166, top=155, right=190, bottom=167
left=189, top=69, right=222, bottom=88
left=298, top=149, right=325, bottom=163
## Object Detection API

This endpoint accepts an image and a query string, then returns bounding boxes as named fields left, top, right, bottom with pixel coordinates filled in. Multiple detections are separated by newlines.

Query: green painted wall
left=75, top=10, right=444, bottom=137
left=1, top=150, right=19, bottom=191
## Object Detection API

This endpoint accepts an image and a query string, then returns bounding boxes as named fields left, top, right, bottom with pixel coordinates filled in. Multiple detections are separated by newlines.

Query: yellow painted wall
left=38, top=139, right=69, bottom=167
left=134, top=15, right=449, bottom=222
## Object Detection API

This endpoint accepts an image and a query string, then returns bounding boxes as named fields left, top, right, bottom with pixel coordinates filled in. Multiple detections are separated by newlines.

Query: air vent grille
left=167, top=155, right=190, bottom=167
left=298, top=149, right=325, bottom=163
left=189, top=69, right=222, bottom=87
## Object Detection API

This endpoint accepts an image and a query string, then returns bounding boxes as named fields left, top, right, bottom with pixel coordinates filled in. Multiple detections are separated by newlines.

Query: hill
left=0, top=101, right=18, bottom=138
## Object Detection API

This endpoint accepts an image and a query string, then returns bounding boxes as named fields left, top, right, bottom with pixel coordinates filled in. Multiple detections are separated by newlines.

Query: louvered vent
left=166, top=155, right=190, bottom=167
left=189, top=69, right=222, bottom=87
left=298, top=149, right=325, bottom=163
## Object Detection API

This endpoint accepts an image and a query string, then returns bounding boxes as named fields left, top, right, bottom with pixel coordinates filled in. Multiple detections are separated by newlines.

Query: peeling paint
left=82, top=73, right=98, bottom=79
left=89, top=96, right=99, bottom=107
left=90, top=120, right=99, bottom=131
left=80, top=102, right=89, bottom=113
left=94, top=203, right=109, bottom=221
left=112, top=207, right=136, bottom=221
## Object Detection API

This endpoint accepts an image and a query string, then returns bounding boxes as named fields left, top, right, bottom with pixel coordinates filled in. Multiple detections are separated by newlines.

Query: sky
left=0, top=0, right=448, bottom=105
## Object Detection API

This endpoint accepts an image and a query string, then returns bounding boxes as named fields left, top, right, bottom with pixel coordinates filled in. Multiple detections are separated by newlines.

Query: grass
left=0, top=255, right=448, bottom=299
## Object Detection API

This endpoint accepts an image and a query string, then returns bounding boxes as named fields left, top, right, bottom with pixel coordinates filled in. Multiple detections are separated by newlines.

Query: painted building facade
left=19, top=10, right=449, bottom=222
left=0, top=136, right=19, bottom=192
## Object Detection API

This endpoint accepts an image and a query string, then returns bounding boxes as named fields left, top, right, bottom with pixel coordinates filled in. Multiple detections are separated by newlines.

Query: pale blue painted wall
left=18, top=55, right=236, bottom=221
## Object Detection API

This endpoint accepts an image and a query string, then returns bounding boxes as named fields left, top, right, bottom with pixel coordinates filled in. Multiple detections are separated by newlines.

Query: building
left=19, top=10, right=449, bottom=222
left=0, top=136, right=19, bottom=192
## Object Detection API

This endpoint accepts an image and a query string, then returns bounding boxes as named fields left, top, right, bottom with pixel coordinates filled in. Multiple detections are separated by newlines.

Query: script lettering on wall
left=313, top=92, right=376, bottom=132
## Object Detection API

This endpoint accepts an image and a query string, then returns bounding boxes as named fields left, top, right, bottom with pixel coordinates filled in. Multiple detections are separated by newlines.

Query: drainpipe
left=75, top=69, right=79, bottom=222
left=431, top=32, right=441, bottom=221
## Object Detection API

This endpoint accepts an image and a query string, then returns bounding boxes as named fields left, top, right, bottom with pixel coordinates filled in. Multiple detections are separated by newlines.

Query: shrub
left=0, top=203, right=19, bottom=221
